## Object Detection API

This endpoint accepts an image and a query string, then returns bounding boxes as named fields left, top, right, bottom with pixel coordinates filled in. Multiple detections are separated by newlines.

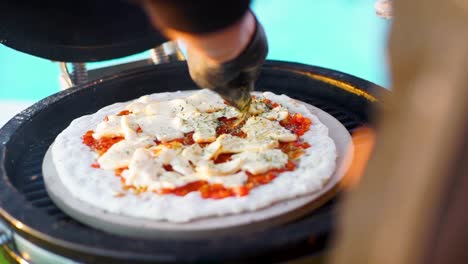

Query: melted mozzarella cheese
left=120, top=116, right=139, bottom=140
left=180, top=112, right=218, bottom=143
left=212, top=106, right=240, bottom=119
left=260, top=106, right=289, bottom=121
left=136, top=115, right=184, bottom=142
left=90, top=90, right=303, bottom=192
left=215, top=134, right=278, bottom=154
left=156, top=173, right=197, bottom=189
left=93, top=115, right=124, bottom=139
left=249, top=99, right=269, bottom=114
left=153, top=146, right=180, bottom=163
left=124, top=96, right=152, bottom=113
left=123, top=146, right=249, bottom=189
left=122, top=148, right=195, bottom=190
left=196, top=159, right=243, bottom=176
left=145, top=99, right=196, bottom=118
left=186, top=89, right=226, bottom=112
left=232, top=149, right=288, bottom=174
left=201, top=171, right=248, bottom=188
left=122, top=148, right=164, bottom=188
left=171, top=156, right=195, bottom=175
left=98, top=137, right=155, bottom=170
left=242, top=116, right=297, bottom=142
left=181, top=144, right=204, bottom=164
left=202, top=140, right=222, bottom=160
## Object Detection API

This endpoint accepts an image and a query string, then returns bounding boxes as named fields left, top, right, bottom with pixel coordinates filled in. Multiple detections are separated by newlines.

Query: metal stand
left=58, top=41, right=184, bottom=89
left=71, top=63, right=88, bottom=85
left=150, top=41, right=185, bottom=64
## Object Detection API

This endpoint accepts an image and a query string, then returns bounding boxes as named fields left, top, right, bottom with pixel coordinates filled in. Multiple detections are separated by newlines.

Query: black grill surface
left=0, top=61, right=384, bottom=263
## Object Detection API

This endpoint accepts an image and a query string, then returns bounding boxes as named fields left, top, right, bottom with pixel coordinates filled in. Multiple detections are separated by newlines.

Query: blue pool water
left=0, top=0, right=390, bottom=102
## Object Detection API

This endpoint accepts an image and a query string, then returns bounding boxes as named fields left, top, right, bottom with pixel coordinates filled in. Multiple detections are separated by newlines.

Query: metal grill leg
left=71, top=63, right=88, bottom=85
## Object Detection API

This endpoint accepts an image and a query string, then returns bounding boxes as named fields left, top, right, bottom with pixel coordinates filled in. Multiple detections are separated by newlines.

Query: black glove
left=186, top=14, right=268, bottom=112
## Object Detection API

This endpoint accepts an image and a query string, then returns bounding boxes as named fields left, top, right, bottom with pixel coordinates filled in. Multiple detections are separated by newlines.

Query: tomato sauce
left=213, top=153, right=233, bottom=164
left=279, top=140, right=311, bottom=159
left=163, top=164, right=174, bottom=171
left=280, top=113, right=312, bottom=136
left=216, top=117, right=247, bottom=138
left=169, top=132, right=195, bottom=145
left=264, top=99, right=280, bottom=109
left=116, top=110, right=132, bottom=116
left=159, top=160, right=297, bottom=199
left=152, top=132, right=195, bottom=146
left=115, top=167, right=128, bottom=177
left=160, top=181, right=243, bottom=199
left=85, top=98, right=313, bottom=199
left=82, top=130, right=124, bottom=156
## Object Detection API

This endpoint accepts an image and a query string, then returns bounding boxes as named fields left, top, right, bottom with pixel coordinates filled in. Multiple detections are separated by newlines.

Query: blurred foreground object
left=341, top=127, right=376, bottom=189
left=332, top=0, right=468, bottom=264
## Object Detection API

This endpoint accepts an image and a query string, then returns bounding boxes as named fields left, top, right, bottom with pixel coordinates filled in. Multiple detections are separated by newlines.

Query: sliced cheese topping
left=196, top=149, right=288, bottom=176
left=212, top=106, right=240, bottom=119
left=145, top=99, right=196, bottom=118
left=125, top=96, right=152, bottom=113
left=171, top=156, right=195, bottom=176
left=242, top=116, right=297, bottom=142
left=88, top=90, right=306, bottom=194
left=186, top=89, right=226, bottom=112
left=121, top=116, right=140, bottom=140
left=98, top=137, right=155, bottom=170
left=200, top=171, right=248, bottom=188
left=260, top=106, right=289, bottom=121
left=123, top=147, right=249, bottom=190
left=122, top=148, right=194, bottom=190
left=181, top=144, right=204, bottom=164
left=179, top=112, right=218, bottom=143
left=93, top=115, right=124, bottom=139
left=233, top=149, right=288, bottom=174
left=137, top=115, right=184, bottom=142
left=208, top=134, right=278, bottom=154
left=196, top=159, right=243, bottom=176
left=249, top=99, right=269, bottom=114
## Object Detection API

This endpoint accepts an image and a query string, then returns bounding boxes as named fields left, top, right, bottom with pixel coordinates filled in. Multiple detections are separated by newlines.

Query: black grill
left=0, top=61, right=385, bottom=263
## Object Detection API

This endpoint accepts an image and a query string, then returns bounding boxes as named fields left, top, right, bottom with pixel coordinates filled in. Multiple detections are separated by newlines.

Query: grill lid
left=0, top=0, right=166, bottom=62
left=0, top=61, right=385, bottom=263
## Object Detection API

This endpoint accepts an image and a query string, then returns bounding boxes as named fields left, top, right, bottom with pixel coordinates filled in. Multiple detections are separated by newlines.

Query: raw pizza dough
left=50, top=90, right=337, bottom=223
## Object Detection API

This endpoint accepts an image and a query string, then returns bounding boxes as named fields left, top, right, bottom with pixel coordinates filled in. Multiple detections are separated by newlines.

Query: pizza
left=51, top=90, right=337, bottom=222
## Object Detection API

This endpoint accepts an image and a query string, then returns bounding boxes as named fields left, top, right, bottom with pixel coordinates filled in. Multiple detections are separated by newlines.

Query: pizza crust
left=49, top=91, right=339, bottom=223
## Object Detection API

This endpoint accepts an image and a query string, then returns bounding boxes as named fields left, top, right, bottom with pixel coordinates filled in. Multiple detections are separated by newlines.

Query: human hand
left=141, top=1, right=267, bottom=111
left=185, top=13, right=268, bottom=112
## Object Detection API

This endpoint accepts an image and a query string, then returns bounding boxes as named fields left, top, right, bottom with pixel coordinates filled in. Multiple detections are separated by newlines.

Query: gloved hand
left=186, top=15, right=268, bottom=112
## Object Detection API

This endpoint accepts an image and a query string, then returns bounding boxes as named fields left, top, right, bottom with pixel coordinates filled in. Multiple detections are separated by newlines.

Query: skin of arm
left=141, top=1, right=256, bottom=64
left=138, top=0, right=267, bottom=112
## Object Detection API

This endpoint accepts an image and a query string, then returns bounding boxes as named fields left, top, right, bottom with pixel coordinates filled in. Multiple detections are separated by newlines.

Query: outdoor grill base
left=0, top=61, right=385, bottom=263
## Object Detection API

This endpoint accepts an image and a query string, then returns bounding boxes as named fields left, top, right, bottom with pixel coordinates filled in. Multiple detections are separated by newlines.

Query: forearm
left=139, top=0, right=267, bottom=112
left=141, top=0, right=254, bottom=63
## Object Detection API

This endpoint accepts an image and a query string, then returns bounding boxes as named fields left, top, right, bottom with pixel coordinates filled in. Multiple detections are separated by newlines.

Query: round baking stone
left=42, top=96, right=353, bottom=239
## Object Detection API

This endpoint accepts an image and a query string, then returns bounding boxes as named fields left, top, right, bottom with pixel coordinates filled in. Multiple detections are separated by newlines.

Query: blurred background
left=0, top=0, right=391, bottom=127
